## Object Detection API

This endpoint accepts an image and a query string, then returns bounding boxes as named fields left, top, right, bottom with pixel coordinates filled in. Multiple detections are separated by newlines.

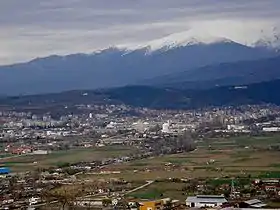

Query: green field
left=2, top=133, right=277, bottom=204
left=121, top=133, right=280, bottom=201
left=0, top=153, right=13, bottom=159
left=2, top=134, right=280, bottom=176
left=199, top=134, right=280, bottom=149
left=0, top=145, right=135, bottom=172
left=79, top=134, right=280, bottom=183
left=127, top=182, right=187, bottom=201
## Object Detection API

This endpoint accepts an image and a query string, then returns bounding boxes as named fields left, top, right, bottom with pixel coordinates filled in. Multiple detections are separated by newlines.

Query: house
left=32, top=150, right=49, bottom=155
left=29, top=197, right=41, bottom=205
left=221, top=208, right=274, bottom=210
left=239, top=199, right=267, bottom=208
left=128, top=198, right=177, bottom=210
left=128, top=202, right=141, bottom=210
left=139, top=200, right=164, bottom=210
left=185, top=195, right=228, bottom=208
left=74, top=199, right=103, bottom=207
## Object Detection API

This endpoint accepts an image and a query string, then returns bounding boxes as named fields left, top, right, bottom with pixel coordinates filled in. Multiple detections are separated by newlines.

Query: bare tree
left=42, top=185, right=84, bottom=210
left=176, top=131, right=196, bottom=152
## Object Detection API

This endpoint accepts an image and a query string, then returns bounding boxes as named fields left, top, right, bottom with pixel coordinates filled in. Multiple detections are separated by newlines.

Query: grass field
left=0, top=153, right=13, bottom=158
left=127, top=182, right=187, bottom=201
left=199, top=134, right=280, bottom=149
left=80, top=149, right=280, bottom=182
left=79, top=134, right=280, bottom=183
left=2, top=134, right=280, bottom=176
left=1, top=133, right=279, bottom=204
left=100, top=135, right=280, bottom=201
left=1, top=134, right=280, bottom=203
left=0, top=145, right=135, bottom=172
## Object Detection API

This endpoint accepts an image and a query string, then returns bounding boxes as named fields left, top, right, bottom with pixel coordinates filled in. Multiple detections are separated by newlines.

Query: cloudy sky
left=0, top=0, right=280, bottom=64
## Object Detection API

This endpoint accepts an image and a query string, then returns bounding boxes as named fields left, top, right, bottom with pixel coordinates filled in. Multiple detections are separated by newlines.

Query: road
left=16, top=131, right=153, bottom=208
left=31, top=180, right=154, bottom=208
left=124, top=180, right=154, bottom=195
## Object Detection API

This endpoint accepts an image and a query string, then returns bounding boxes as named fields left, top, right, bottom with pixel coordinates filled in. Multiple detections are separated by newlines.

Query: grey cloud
left=0, top=0, right=280, bottom=64
left=2, top=0, right=279, bottom=26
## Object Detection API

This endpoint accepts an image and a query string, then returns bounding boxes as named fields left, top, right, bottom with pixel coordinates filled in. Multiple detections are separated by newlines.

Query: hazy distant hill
left=103, top=80, right=280, bottom=108
left=2, top=79, right=280, bottom=109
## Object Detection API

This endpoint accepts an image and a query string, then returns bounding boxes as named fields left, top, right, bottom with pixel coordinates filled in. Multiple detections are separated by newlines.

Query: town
left=1, top=102, right=280, bottom=209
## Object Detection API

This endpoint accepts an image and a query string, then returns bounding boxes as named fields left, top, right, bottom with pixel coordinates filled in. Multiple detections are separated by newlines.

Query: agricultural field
left=0, top=145, right=135, bottom=172
left=80, top=134, right=280, bottom=182
left=78, top=134, right=280, bottom=202
left=2, top=134, right=280, bottom=176
left=198, top=134, right=280, bottom=148
left=127, top=181, right=187, bottom=201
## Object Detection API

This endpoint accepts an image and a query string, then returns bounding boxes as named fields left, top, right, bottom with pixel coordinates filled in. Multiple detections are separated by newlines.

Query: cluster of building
left=2, top=102, right=280, bottom=208
left=1, top=104, right=280, bottom=147
left=2, top=160, right=280, bottom=210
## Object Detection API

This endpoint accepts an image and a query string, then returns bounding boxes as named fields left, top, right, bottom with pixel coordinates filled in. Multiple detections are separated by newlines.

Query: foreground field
left=75, top=134, right=280, bottom=201
left=2, top=134, right=280, bottom=204
left=2, top=134, right=280, bottom=176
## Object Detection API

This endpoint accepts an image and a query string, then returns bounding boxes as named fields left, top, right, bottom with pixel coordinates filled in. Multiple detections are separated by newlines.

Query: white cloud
left=0, top=0, right=280, bottom=64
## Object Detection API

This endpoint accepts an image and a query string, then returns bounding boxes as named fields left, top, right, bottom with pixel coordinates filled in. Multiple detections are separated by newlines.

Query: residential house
left=239, top=199, right=267, bottom=208
left=139, top=200, right=164, bottom=210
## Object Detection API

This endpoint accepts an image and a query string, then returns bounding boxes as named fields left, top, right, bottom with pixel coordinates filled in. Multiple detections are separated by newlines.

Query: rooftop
left=243, top=199, right=267, bottom=208
left=186, top=195, right=228, bottom=204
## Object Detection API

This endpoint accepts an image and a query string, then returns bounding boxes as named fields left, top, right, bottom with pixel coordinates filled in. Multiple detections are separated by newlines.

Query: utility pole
left=230, top=179, right=235, bottom=198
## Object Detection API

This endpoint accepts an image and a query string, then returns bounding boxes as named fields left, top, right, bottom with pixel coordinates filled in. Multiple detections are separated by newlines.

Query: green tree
left=102, top=198, right=112, bottom=207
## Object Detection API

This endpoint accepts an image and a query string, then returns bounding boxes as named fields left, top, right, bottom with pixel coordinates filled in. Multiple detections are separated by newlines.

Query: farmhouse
left=239, top=199, right=267, bottom=208
left=185, top=195, right=228, bottom=208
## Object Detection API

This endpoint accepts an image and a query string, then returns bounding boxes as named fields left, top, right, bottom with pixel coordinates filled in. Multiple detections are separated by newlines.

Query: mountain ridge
left=143, top=55, right=280, bottom=89
left=2, top=79, right=280, bottom=109
left=0, top=32, right=280, bottom=95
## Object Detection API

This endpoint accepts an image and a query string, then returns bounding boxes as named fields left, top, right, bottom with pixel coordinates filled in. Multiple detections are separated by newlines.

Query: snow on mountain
left=19, top=26, right=280, bottom=62
left=117, top=27, right=280, bottom=54
left=1, top=27, right=280, bottom=95
left=128, top=30, right=233, bottom=54
left=253, top=27, right=280, bottom=49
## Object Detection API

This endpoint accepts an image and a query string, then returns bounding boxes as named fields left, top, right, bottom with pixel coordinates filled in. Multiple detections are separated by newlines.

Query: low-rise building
left=32, top=150, right=49, bottom=155
left=239, top=199, right=267, bottom=208
left=139, top=200, right=163, bottom=210
left=185, top=195, right=228, bottom=208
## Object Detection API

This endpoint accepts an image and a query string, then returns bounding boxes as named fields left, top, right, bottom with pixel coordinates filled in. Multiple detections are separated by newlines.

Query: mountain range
left=102, top=79, right=280, bottom=108
left=1, top=31, right=280, bottom=95
left=144, top=55, right=280, bottom=89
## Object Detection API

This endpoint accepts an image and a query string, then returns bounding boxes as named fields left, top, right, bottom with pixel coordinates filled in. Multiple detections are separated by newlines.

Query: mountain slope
left=145, top=55, right=280, bottom=89
left=2, top=79, right=280, bottom=109
left=100, top=79, right=280, bottom=108
left=0, top=39, right=276, bottom=95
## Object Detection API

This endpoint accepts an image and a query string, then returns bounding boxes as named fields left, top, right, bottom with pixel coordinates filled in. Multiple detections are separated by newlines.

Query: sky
left=0, top=0, right=280, bottom=64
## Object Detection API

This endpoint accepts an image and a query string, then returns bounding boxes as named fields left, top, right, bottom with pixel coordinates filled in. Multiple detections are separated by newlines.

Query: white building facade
left=186, top=195, right=227, bottom=208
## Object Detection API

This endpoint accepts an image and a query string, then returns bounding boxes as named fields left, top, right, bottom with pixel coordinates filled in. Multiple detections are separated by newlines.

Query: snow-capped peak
left=132, top=30, right=233, bottom=53
left=95, top=26, right=280, bottom=56
left=253, top=27, right=280, bottom=49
